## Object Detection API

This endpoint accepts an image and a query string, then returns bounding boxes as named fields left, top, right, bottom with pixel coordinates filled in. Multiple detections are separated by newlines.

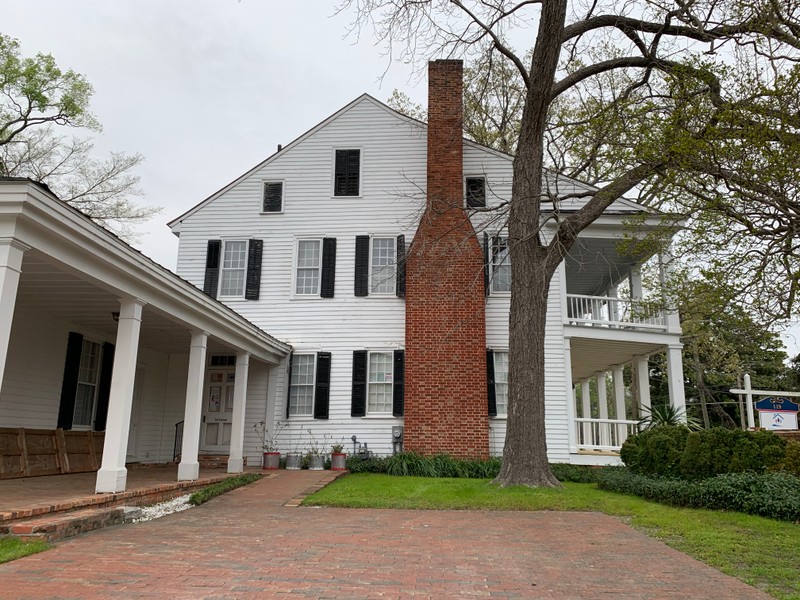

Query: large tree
left=0, top=34, right=157, bottom=237
left=341, top=0, right=800, bottom=487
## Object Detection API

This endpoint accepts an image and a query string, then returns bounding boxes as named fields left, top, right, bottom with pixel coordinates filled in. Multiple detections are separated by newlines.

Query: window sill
left=360, top=414, right=402, bottom=420
left=259, top=211, right=284, bottom=215
left=490, top=415, right=508, bottom=420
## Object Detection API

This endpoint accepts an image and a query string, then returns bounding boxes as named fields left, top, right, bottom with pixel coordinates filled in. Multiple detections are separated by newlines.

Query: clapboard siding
left=174, top=96, right=575, bottom=458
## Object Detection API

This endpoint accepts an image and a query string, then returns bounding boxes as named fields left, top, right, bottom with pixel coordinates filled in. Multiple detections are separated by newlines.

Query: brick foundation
left=403, top=60, right=489, bottom=458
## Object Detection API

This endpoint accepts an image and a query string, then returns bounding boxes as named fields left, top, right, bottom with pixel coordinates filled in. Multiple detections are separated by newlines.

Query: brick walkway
left=0, top=470, right=771, bottom=599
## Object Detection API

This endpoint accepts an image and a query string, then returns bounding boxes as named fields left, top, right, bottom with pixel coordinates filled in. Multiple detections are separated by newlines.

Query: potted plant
left=254, top=421, right=286, bottom=470
left=330, top=442, right=347, bottom=471
left=285, top=425, right=304, bottom=470
left=306, top=430, right=326, bottom=470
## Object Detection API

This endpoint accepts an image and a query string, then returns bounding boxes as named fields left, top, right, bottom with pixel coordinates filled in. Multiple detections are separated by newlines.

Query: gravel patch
left=132, top=494, right=192, bottom=523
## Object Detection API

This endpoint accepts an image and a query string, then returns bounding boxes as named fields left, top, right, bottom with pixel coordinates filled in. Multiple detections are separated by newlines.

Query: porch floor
left=0, top=464, right=239, bottom=522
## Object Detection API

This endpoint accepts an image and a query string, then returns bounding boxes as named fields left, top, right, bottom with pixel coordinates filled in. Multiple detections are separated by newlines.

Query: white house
left=168, top=60, right=686, bottom=466
left=0, top=61, right=686, bottom=492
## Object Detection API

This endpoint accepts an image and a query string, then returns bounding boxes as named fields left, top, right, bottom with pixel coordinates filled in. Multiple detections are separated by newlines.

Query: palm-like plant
left=638, top=403, right=703, bottom=431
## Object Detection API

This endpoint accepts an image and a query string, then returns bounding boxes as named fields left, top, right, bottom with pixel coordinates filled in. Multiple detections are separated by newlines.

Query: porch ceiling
left=16, top=251, right=236, bottom=356
left=569, top=337, right=665, bottom=381
left=564, top=237, right=647, bottom=296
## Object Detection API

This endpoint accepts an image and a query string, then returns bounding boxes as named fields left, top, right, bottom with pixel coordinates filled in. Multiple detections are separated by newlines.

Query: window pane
left=492, top=239, right=511, bottom=292
left=334, top=149, right=360, bottom=196
left=466, top=177, right=486, bottom=208
left=368, top=352, right=393, bottom=413
left=296, top=240, right=321, bottom=295
left=220, top=240, right=247, bottom=296
left=370, top=238, right=396, bottom=294
left=494, top=352, right=509, bottom=415
left=289, top=355, right=315, bottom=416
left=73, top=383, right=95, bottom=427
left=73, top=341, right=101, bottom=428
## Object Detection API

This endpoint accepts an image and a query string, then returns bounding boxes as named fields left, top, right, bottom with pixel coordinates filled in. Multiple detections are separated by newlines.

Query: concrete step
left=6, top=505, right=141, bottom=543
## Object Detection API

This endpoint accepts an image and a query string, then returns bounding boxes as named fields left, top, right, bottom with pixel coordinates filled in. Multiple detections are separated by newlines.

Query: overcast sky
left=4, top=1, right=799, bottom=358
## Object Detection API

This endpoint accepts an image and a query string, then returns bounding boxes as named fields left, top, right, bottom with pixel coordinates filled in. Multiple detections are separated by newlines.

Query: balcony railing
left=565, top=294, right=667, bottom=331
left=575, top=417, right=640, bottom=452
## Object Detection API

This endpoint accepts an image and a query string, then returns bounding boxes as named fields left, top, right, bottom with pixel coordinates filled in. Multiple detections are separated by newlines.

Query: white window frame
left=261, top=179, right=285, bottom=214
left=292, top=238, right=324, bottom=297
left=72, top=339, right=102, bottom=430
left=464, top=175, right=487, bottom=209
left=366, top=350, right=394, bottom=415
left=331, top=147, right=363, bottom=198
left=493, top=350, right=509, bottom=417
left=490, top=235, right=511, bottom=294
left=288, top=353, right=317, bottom=417
left=368, top=236, right=397, bottom=296
left=218, top=239, right=249, bottom=299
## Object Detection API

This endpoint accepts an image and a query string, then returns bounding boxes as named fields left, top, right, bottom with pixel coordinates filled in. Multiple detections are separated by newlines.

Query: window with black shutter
left=314, top=352, right=332, bottom=419
left=486, top=349, right=497, bottom=417
left=203, top=240, right=221, bottom=298
left=466, top=176, right=486, bottom=208
left=320, top=238, right=337, bottom=298
left=334, top=149, right=360, bottom=196
left=262, top=181, right=283, bottom=212
left=393, top=350, right=405, bottom=417
left=245, top=239, right=263, bottom=300
left=351, top=350, right=367, bottom=417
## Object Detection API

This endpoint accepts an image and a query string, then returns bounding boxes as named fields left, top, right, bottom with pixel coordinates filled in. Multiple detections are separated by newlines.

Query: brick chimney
left=403, top=60, right=489, bottom=459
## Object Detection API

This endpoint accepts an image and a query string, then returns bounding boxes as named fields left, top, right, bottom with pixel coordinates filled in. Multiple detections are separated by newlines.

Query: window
left=263, top=181, right=283, bottom=212
left=72, top=340, right=101, bottom=428
left=367, top=351, right=393, bottom=414
left=493, top=351, right=509, bottom=416
left=334, top=149, right=360, bottom=196
left=288, top=354, right=316, bottom=416
left=295, top=239, right=322, bottom=295
left=219, top=240, right=248, bottom=297
left=209, top=355, right=236, bottom=367
left=466, top=176, right=486, bottom=208
left=286, top=352, right=331, bottom=419
left=370, top=238, right=396, bottom=294
left=355, top=235, right=405, bottom=298
left=491, top=237, right=511, bottom=293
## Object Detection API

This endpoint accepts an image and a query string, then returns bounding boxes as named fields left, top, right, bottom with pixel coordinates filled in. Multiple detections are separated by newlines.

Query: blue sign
left=754, top=397, right=799, bottom=413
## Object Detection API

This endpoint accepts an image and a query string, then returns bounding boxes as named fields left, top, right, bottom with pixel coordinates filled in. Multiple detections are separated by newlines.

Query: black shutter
left=395, top=235, right=406, bottom=298
left=334, top=150, right=347, bottom=196
left=483, top=233, right=490, bottom=295
left=334, top=149, right=360, bottom=197
left=245, top=239, right=263, bottom=300
left=263, top=182, right=283, bottom=212
left=393, top=350, right=405, bottom=417
left=285, top=352, right=294, bottom=419
left=354, top=236, right=370, bottom=297
left=487, top=349, right=497, bottom=417
left=314, top=352, right=331, bottom=419
left=93, top=342, right=115, bottom=431
left=57, top=332, right=84, bottom=430
left=203, top=240, right=221, bottom=298
left=346, top=149, right=360, bottom=196
left=320, top=238, right=337, bottom=298
left=351, top=350, right=367, bottom=417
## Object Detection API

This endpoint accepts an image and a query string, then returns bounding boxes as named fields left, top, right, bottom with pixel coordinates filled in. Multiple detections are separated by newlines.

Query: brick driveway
left=0, top=471, right=771, bottom=599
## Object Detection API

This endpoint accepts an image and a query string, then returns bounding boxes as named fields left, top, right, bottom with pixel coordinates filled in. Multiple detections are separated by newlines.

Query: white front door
left=201, top=370, right=235, bottom=452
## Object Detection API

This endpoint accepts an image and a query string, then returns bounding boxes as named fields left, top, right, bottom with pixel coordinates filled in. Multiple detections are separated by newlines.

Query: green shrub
left=549, top=463, right=603, bottom=484
left=597, top=468, right=800, bottom=522
left=385, top=452, right=502, bottom=478
left=188, top=473, right=262, bottom=506
left=345, top=455, right=390, bottom=473
left=772, top=440, right=800, bottom=477
left=680, top=428, right=786, bottom=480
left=620, top=425, right=689, bottom=477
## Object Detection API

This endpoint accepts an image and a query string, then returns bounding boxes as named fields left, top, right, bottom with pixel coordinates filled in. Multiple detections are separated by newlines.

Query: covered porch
left=0, top=179, right=290, bottom=492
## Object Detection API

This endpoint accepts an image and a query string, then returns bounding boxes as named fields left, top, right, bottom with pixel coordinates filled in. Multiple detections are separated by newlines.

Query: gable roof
left=168, top=93, right=654, bottom=231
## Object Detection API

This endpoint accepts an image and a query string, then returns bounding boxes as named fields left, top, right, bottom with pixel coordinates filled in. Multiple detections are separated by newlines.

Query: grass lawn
left=306, top=474, right=800, bottom=600
left=0, top=537, right=48, bottom=564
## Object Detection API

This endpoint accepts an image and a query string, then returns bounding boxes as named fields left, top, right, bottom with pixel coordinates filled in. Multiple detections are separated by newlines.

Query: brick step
left=6, top=505, right=139, bottom=543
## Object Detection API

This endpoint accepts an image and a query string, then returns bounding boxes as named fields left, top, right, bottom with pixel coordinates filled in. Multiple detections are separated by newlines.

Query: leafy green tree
left=0, top=34, right=157, bottom=236
left=341, top=0, right=800, bottom=487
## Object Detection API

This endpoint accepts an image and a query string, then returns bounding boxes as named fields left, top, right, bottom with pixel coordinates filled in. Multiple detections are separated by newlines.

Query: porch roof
left=0, top=178, right=291, bottom=363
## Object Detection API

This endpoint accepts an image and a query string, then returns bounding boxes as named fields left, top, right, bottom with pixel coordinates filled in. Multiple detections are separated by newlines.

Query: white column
left=666, top=345, right=687, bottom=419
left=629, top=266, right=643, bottom=299
left=744, top=373, right=756, bottom=429
left=581, top=380, right=592, bottom=446
left=178, top=331, right=208, bottom=481
left=636, top=357, right=651, bottom=413
left=563, top=339, right=577, bottom=454
left=612, top=366, right=627, bottom=445
left=227, top=352, right=250, bottom=473
left=608, top=284, right=619, bottom=323
left=659, top=251, right=681, bottom=333
left=95, top=299, right=144, bottom=493
left=596, top=372, right=610, bottom=446
left=0, top=239, right=28, bottom=392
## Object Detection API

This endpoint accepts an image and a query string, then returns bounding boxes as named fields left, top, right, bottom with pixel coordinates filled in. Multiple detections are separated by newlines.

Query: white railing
left=575, top=418, right=640, bottom=452
left=565, top=294, right=667, bottom=331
